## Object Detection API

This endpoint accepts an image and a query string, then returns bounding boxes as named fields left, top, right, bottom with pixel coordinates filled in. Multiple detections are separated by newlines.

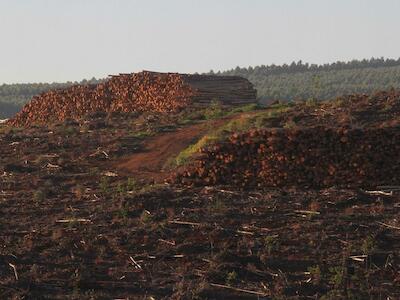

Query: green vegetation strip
left=172, top=103, right=293, bottom=166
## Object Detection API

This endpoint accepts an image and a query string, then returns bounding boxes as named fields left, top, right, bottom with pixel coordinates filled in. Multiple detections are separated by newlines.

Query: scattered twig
left=260, top=227, right=272, bottom=232
left=168, top=220, right=202, bottom=226
left=377, top=222, right=400, bottom=230
left=210, top=283, right=268, bottom=297
left=45, top=163, right=61, bottom=169
left=350, top=255, right=368, bottom=262
left=264, top=270, right=279, bottom=277
left=377, top=185, right=400, bottom=191
left=129, top=256, right=142, bottom=270
left=41, top=154, right=59, bottom=158
left=89, top=149, right=109, bottom=159
left=204, top=186, right=240, bottom=195
left=102, top=171, right=118, bottom=177
left=338, top=239, right=350, bottom=245
left=158, top=239, right=176, bottom=246
left=56, top=218, right=91, bottom=224
left=260, top=281, right=269, bottom=290
left=0, top=191, right=13, bottom=196
left=2, top=230, right=38, bottom=234
left=364, top=190, right=393, bottom=196
left=241, top=224, right=272, bottom=234
left=294, top=210, right=320, bottom=215
left=8, top=263, right=18, bottom=281
left=236, top=230, right=255, bottom=236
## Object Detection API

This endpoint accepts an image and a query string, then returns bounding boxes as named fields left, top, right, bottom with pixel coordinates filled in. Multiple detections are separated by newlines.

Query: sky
left=1, top=0, right=400, bottom=84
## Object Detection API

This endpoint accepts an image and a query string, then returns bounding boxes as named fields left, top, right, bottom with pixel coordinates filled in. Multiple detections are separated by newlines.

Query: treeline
left=0, top=101, right=20, bottom=119
left=214, top=57, right=400, bottom=103
left=2, top=58, right=400, bottom=119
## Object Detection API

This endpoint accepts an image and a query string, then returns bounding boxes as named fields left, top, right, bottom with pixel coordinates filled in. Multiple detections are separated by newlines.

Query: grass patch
left=130, top=130, right=154, bottom=139
left=140, top=210, right=152, bottom=224
left=171, top=103, right=294, bottom=167
left=174, top=135, right=219, bottom=166
left=264, top=235, right=280, bottom=255
left=227, top=103, right=262, bottom=114
left=56, top=125, right=78, bottom=136
left=361, top=236, right=376, bottom=255
left=178, top=102, right=263, bottom=125
left=225, top=271, right=238, bottom=286
left=99, top=177, right=111, bottom=195
left=203, top=100, right=225, bottom=120
left=305, top=98, right=319, bottom=107
left=328, top=266, right=345, bottom=287
left=283, top=120, right=297, bottom=129
left=0, top=126, right=23, bottom=135
left=33, top=189, right=47, bottom=203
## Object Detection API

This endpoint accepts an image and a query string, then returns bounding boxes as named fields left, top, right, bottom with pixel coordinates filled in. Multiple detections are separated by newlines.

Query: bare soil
left=1, top=96, right=400, bottom=299
left=115, top=117, right=232, bottom=182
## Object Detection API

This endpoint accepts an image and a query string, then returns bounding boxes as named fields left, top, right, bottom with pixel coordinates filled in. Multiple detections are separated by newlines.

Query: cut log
left=9, top=71, right=257, bottom=127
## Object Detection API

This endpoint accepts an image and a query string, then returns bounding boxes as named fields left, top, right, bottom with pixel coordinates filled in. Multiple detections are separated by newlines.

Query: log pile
left=181, top=74, right=257, bottom=105
left=174, top=126, right=400, bottom=188
left=8, top=72, right=256, bottom=127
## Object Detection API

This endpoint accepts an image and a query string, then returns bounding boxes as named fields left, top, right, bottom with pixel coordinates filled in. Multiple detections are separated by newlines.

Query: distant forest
left=1, top=58, right=400, bottom=118
left=214, top=57, right=400, bottom=104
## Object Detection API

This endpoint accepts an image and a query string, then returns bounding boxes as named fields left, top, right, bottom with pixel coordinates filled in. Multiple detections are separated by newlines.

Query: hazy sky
left=1, top=0, right=399, bottom=83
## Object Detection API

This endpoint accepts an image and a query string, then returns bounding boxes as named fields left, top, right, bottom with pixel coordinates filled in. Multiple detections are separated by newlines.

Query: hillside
left=216, top=57, right=400, bottom=103
left=1, top=90, right=400, bottom=299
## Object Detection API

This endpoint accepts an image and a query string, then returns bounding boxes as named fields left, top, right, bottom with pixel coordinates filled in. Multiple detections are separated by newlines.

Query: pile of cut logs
left=9, top=71, right=256, bottom=127
left=181, top=74, right=257, bottom=105
left=174, top=126, right=400, bottom=188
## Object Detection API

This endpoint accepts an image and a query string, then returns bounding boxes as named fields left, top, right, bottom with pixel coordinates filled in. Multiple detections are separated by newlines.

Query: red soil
left=114, top=118, right=230, bottom=181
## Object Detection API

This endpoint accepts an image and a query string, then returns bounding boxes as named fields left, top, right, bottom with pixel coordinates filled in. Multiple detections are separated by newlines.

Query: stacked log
left=174, top=126, right=400, bottom=188
left=181, top=74, right=257, bottom=105
left=8, top=71, right=256, bottom=127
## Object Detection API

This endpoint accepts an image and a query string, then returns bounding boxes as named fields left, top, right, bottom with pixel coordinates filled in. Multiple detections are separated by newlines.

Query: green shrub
left=99, top=177, right=110, bottom=195
left=203, top=100, right=224, bottom=120
left=361, top=236, right=376, bottom=255
left=225, top=271, right=238, bottom=286
left=174, top=134, right=219, bottom=166
left=329, top=266, right=344, bottom=287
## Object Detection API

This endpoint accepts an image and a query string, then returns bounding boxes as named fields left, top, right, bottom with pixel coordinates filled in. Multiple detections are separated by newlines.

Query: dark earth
left=1, top=94, right=400, bottom=299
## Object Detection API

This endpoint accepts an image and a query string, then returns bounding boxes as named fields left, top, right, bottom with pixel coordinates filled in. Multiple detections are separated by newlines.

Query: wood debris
left=175, top=127, right=400, bottom=188
left=9, top=71, right=256, bottom=127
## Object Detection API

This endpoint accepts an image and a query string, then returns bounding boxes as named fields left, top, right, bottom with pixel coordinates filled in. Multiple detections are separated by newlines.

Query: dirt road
left=114, top=118, right=229, bottom=181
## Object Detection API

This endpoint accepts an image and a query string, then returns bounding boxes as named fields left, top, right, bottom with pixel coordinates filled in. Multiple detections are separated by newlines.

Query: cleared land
left=1, top=89, right=400, bottom=299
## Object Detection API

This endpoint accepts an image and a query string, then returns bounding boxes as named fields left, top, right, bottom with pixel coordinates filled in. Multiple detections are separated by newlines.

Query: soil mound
left=174, top=90, right=400, bottom=188
left=9, top=72, right=256, bottom=127
left=174, top=126, right=400, bottom=188
left=290, top=89, right=400, bottom=128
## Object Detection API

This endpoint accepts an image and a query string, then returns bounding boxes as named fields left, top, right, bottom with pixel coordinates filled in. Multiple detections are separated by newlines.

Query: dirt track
left=114, top=118, right=232, bottom=181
